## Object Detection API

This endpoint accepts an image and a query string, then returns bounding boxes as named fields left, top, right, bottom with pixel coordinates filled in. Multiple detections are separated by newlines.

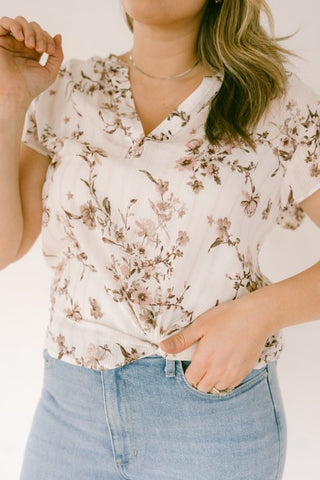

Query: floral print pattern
left=22, top=54, right=320, bottom=371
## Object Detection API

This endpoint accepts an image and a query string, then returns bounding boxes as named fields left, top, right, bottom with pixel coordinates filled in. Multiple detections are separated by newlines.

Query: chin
left=120, top=0, right=207, bottom=27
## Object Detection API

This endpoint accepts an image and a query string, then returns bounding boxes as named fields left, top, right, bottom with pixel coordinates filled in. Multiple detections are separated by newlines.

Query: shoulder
left=56, top=53, right=125, bottom=85
left=279, top=71, right=320, bottom=119
left=34, top=53, right=123, bottom=113
left=260, top=71, right=320, bottom=137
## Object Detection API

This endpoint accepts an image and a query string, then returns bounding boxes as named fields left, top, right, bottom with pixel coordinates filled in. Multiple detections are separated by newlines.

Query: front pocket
left=177, top=360, right=269, bottom=400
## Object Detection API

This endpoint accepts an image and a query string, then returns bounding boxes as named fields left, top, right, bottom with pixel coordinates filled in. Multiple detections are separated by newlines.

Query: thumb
left=160, top=321, right=202, bottom=353
left=44, top=33, right=64, bottom=77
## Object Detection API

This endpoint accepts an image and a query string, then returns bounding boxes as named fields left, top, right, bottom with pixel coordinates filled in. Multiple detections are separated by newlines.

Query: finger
left=197, top=379, right=216, bottom=393
left=29, top=21, right=53, bottom=54
left=195, top=365, right=232, bottom=393
left=160, top=318, right=204, bottom=353
left=184, top=357, right=208, bottom=388
left=14, top=16, right=37, bottom=49
left=41, top=30, right=56, bottom=55
left=43, top=34, right=64, bottom=78
left=0, top=16, right=23, bottom=39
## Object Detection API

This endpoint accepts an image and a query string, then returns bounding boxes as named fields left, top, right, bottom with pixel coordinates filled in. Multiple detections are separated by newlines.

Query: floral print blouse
left=22, top=53, right=320, bottom=371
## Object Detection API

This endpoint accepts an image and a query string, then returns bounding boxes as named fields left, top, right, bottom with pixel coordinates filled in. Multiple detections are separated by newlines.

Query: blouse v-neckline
left=108, top=53, right=223, bottom=143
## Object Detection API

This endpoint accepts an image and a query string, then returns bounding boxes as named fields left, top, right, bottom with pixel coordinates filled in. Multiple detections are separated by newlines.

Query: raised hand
left=0, top=15, right=64, bottom=106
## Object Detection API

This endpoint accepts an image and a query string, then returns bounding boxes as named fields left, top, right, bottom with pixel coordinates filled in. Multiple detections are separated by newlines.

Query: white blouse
left=22, top=54, right=320, bottom=370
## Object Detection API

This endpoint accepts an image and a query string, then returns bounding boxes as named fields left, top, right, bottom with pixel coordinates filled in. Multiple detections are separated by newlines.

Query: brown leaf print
left=262, top=200, right=272, bottom=220
left=118, top=345, right=144, bottom=365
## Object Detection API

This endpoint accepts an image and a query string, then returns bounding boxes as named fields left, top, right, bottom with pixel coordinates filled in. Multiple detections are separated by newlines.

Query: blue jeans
left=19, top=349, right=287, bottom=480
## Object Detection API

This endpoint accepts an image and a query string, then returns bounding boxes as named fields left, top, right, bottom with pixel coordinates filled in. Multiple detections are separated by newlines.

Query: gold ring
left=210, top=386, right=234, bottom=396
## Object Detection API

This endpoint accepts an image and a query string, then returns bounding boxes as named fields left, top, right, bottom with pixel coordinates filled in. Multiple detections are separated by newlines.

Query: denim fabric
left=19, top=349, right=287, bottom=480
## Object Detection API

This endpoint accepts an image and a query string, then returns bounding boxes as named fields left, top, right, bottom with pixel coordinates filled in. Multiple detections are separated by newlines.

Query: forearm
left=0, top=96, right=28, bottom=267
left=242, top=261, right=320, bottom=334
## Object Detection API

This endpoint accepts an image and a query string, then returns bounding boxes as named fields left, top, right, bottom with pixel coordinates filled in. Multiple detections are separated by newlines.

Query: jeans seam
left=266, top=364, right=282, bottom=480
left=100, top=372, right=132, bottom=480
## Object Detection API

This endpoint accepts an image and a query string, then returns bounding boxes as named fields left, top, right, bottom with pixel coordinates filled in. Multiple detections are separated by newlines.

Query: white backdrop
left=0, top=1, right=319, bottom=479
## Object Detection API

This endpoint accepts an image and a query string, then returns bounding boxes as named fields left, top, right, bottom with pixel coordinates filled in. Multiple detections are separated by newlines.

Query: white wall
left=0, top=1, right=319, bottom=479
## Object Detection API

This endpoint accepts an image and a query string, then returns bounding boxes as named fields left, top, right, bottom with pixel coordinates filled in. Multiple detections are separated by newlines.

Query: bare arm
left=0, top=99, right=26, bottom=267
left=160, top=189, right=320, bottom=391
left=0, top=16, right=63, bottom=269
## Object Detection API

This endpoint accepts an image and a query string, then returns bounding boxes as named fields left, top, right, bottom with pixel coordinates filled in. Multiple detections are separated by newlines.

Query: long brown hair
left=124, top=0, right=293, bottom=149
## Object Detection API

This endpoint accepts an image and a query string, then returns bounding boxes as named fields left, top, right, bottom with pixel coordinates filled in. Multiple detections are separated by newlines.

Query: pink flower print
left=178, top=206, right=187, bottom=218
left=56, top=334, right=65, bottom=349
left=141, top=260, right=155, bottom=275
left=89, top=297, right=103, bottom=320
left=186, top=138, right=203, bottom=152
left=286, top=101, right=295, bottom=112
left=85, top=344, right=107, bottom=369
left=177, top=230, right=190, bottom=246
left=135, top=219, right=157, bottom=242
left=115, top=228, right=125, bottom=242
left=207, top=215, right=214, bottom=226
left=241, top=192, right=260, bottom=217
left=130, top=283, right=152, bottom=306
left=175, top=156, right=197, bottom=171
left=217, top=217, right=231, bottom=241
left=205, top=163, right=219, bottom=178
left=156, top=179, right=169, bottom=196
left=156, top=201, right=173, bottom=222
left=120, top=264, right=130, bottom=278
left=80, top=201, right=97, bottom=229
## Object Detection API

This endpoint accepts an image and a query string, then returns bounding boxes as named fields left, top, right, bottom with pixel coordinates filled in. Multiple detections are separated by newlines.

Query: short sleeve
left=276, top=75, right=320, bottom=230
left=21, top=61, right=73, bottom=158
left=21, top=95, right=50, bottom=156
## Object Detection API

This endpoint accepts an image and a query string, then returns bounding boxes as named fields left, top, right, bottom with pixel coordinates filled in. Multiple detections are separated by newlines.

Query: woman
left=0, top=1, right=319, bottom=479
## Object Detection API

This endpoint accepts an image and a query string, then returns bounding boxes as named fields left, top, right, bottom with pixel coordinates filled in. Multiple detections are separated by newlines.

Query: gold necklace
left=129, top=54, right=200, bottom=80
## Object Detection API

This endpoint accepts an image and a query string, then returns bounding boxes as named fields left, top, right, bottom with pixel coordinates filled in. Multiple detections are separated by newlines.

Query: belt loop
left=165, top=358, right=176, bottom=377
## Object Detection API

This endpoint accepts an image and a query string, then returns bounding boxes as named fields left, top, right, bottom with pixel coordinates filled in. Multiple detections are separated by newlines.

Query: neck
left=130, top=18, right=202, bottom=79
